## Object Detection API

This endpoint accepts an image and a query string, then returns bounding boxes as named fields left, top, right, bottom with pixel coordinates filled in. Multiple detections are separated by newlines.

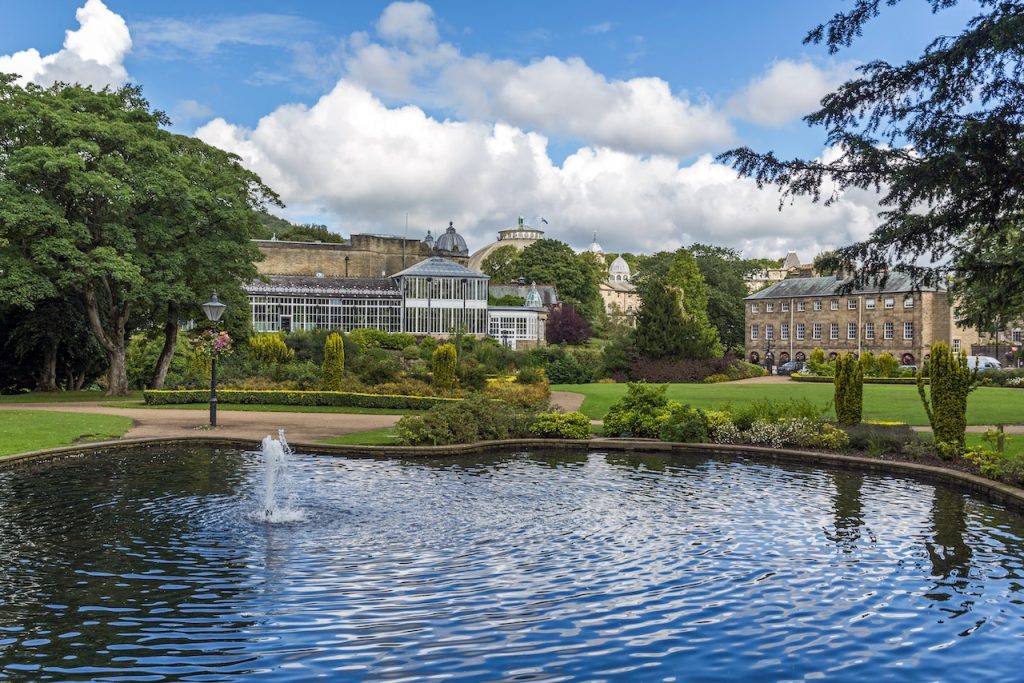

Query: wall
left=255, top=236, right=469, bottom=278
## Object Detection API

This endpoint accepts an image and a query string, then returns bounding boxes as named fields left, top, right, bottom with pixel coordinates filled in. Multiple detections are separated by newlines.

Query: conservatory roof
left=245, top=275, right=400, bottom=297
left=392, top=257, right=488, bottom=279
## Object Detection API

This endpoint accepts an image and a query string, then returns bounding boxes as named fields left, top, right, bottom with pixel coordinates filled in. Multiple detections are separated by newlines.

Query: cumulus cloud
left=728, top=59, right=858, bottom=127
left=196, top=81, right=880, bottom=259
left=0, top=0, right=131, bottom=88
left=342, top=4, right=733, bottom=157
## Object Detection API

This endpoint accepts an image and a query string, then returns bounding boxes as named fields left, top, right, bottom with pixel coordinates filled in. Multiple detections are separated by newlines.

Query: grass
left=103, top=401, right=420, bottom=415
left=0, top=390, right=144, bottom=403
left=965, top=431, right=1024, bottom=457
left=553, top=381, right=1024, bottom=426
left=0, top=410, right=133, bottom=457
left=321, top=427, right=401, bottom=446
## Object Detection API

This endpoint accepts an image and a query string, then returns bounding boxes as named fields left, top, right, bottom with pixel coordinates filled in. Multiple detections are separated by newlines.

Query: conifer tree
left=322, top=333, right=346, bottom=391
left=432, top=343, right=458, bottom=390
left=917, top=342, right=975, bottom=457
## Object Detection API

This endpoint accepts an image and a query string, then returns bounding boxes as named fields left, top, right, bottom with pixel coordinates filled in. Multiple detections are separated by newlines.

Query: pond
left=0, top=445, right=1022, bottom=681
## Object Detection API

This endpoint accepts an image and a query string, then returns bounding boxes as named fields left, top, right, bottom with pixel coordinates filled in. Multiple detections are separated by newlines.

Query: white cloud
left=0, top=0, right=131, bottom=88
left=172, top=99, right=213, bottom=122
left=728, top=59, right=858, bottom=127
left=585, top=22, right=612, bottom=34
left=196, top=81, right=881, bottom=259
left=377, top=2, right=439, bottom=46
left=132, top=13, right=318, bottom=57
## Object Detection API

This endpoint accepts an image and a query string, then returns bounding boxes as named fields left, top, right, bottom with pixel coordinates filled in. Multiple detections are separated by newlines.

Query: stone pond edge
left=4, top=435, right=1023, bottom=512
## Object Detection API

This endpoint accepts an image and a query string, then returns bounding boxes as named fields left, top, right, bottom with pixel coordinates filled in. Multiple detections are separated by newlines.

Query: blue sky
left=0, top=1, right=979, bottom=258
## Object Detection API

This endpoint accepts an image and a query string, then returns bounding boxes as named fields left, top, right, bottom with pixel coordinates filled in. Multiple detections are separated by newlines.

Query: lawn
left=553, top=382, right=1024, bottom=426
left=0, top=410, right=133, bottom=457
left=322, top=427, right=401, bottom=446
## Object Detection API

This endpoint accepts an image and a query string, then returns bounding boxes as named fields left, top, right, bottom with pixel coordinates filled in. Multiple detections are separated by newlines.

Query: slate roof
left=745, top=272, right=942, bottom=300
left=245, top=275, right=399, bottom=297
left=392, top=257, right=488, bottom=279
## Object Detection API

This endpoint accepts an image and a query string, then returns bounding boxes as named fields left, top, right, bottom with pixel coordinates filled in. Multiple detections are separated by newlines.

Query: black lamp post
left=202, top=292, right=227, bottom=427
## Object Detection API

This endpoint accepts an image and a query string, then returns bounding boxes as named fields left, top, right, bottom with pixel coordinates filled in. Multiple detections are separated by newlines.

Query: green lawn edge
left=552, top=381, right=1024, bottom=426
left=321, top=427, right=401, bottom=446
left=0, top=410, right=133, bottom=457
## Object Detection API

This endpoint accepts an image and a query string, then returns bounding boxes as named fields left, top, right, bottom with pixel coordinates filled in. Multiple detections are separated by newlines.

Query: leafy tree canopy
left=517, top=239, right=602, bottom=320
left=719, top=0, right=1024, bottom=328
left=480, top=244, right=522, bottom=284
left=255, top=211, right=344, bottom=243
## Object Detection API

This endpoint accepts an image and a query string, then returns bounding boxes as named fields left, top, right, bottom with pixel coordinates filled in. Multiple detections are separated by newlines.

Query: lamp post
left=425, top=277, right=433, bottom=335
left=202, top=292, right=227, bottom=427
left=460, top=277, right=468, bottom=331
left=764, top=338, right=774, bottom=375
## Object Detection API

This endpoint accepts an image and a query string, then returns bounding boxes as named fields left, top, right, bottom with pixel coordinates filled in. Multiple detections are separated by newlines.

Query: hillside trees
left=0, top=77, right=277, bottom=394
left=719, top=0, right=1024, bottom=325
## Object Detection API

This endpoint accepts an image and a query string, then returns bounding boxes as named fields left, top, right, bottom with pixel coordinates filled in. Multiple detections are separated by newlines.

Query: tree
left=480, top=244, right=522, bottom=284
left=0, top=78, right=277, bottom=394
left=517, top=239, right=601, bottom=319
left=917, top=342, right=975, bottom=457
left=719, top=1, right=1024, bottom=323
left=834, top=352, right=863, bottom=425
left=545, top=305, right=593, bottom=345
left=690, top=244, right=750, bottom=350
left=635, top=284, right=688, bottom=360
left=322, top=333, right=346, bottom=390
left=431, top=343, right=458, bottom=390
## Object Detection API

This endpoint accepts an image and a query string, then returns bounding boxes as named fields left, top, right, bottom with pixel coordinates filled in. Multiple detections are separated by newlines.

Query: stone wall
left=254, top=236, right=469, bottom=278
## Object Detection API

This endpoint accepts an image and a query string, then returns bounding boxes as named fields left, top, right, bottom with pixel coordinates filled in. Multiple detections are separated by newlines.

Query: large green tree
left=480, top=244, right=522, bottom=284
left=0, top=77, right=277, bottom=394
left=720, top=1, right=1024, bottom=322
left=517, top=239, right=602, bottom=319
left=690, top=244, right=752, bottom=350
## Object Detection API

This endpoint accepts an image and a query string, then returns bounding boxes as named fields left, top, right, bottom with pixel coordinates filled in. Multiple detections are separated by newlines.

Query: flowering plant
left=193, top=329, right=232, bottom=357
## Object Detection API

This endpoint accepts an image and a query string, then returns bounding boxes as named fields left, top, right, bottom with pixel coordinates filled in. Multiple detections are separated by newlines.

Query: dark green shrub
left=396, top=394, right=533, bottom=445
left=283, top=329, right=331, bottom=363
left=418, top=336, right=438, bottom=360
left=432, top=343, right=458, bottom=390
left=917, top=342, right=974, bottom=457
left=516, top=366, right=546, bottom=385
left=603, top=383, right=673, bottom=437
left=350, top=348, right=401, bottom=385
left=843, top=423, right=922, bottom=454
left=545, top=353, right=591, bottom=384
left=322, top=333, right=345, bottom=390
left=457, top=361, right=488, bottom=391
left=530, top=411, right=591, bottom=439
left=834, top=352, right=863, bottom=425
left=658, top=404, right=708, bottom=443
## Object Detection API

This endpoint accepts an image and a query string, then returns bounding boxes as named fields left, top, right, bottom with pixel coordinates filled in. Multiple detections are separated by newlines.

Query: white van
left=966, top=355, right=1002, bottom=370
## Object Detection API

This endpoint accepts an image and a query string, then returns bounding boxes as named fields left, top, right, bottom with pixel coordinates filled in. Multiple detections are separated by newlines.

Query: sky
left=0, top=0, right=979, bottom=260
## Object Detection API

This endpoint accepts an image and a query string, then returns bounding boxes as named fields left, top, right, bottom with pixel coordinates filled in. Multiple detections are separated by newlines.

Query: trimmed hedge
left=144, top=389, right=460, bottom=410
left=792, top=374, right=926, bottom=385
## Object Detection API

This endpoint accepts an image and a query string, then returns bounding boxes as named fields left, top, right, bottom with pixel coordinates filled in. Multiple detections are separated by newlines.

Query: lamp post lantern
left=202, top=292, right=227, bottom=427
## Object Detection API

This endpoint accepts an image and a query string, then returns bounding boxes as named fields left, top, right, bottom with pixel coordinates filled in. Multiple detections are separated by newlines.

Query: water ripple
left=0, top=446, right=1022, bottom=681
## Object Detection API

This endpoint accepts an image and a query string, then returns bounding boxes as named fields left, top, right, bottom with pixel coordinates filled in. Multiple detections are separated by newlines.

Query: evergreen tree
left=635, top=284, right=688, bottom=359
left=322, top=333, right=346, bottom=391
left=720, top=1, right=1024, bottom=324
left=431, top=343, right=458, bottom=390
left=917, top=342, right=975, bottom=457
left=834, top=353, right=863, bottom=425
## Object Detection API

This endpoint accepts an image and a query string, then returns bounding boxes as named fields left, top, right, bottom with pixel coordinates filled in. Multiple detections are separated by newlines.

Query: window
left=904, top=321, right=914, bottom=339
left=781, top=302, right=790, bottom=312
left=830, top=300, right=839, bottom=310
left=781, top=322, right=789, bottom=340
left=884, top=298, right=894, bottom=310
left=796, top=323, right=805, bottom=340
left=865, top=322, right=875, bottom=340
left=953, top=338, right=961, bottom=353
left=766, top=303, right=774, bottom=313
left=1014, top=329, right=1023, bottom=343
left=830, top=323, right=839, bottom=340
left=884, top=321, right=894, bottom=339
left=904, top=296, right=914, bottom=309
left=766, top=324, right=775, bottom=340
left=848, top=322, right=857, bottom=339
left=813, top=300, right=822, bottom=311
left=797, top=301, right=805, bottom=312
left=750, top=303, right=759, bottom=313
left=848, top=299, right=857, bottom=310
left=865, top=298, right=876, bottom=310
left=751, top=324, right=759, bottom=341
left=812, top=323, right=822, bottom=340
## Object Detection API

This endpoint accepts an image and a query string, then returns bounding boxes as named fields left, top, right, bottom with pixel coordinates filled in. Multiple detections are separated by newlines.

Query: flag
left=541, top=217, right=548, bottom=224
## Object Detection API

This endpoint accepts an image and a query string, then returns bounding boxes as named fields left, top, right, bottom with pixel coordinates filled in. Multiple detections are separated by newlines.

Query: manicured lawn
left=553, top=382, right=1024, bottom=426
left=965, top=432, right=1024, bottom=457
left=105, top=401, right=420, bottom=416
left=0, top=410, right=133, bottom=457
left=0, top=390, right=144, bottom=403
left=322, top=427, right=401, bottom=446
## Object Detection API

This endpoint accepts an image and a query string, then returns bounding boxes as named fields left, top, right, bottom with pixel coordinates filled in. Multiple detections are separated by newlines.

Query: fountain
left=256, top=429, right=305, bottom=523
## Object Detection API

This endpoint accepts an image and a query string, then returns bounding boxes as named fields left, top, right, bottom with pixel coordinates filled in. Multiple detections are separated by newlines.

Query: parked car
left=776, top=360, right=806, bottom=376
left=898, top=364, right=918, bottom=374
left=966, top=355, right=1002, bottom=370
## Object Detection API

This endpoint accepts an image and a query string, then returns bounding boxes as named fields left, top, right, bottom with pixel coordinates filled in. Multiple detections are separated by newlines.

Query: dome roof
left=609, top=256, right=631, bottom=275
left=525, top=281, right=543, bottom=308
left=434, top=221, right=468, bottom=254
left=586, top=231, right=603, bottom=255
left=422, top=230, right=434, bottom=248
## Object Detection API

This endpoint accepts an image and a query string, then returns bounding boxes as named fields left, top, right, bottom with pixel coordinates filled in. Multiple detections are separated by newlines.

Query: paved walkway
left=0, top=402, right=400, bottom=444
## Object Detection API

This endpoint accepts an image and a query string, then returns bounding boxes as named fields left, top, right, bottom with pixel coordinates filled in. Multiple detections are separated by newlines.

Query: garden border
left=3, top=436, right=1023, bottom=512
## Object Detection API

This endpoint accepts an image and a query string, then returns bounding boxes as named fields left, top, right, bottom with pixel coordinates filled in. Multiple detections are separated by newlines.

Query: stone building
left=744, top=251, right=814, bottom=292
left=467, top=216, right=545, bottom=271
left=599, top=255, right=639, bottom=325
left=743, top=273, right=981, bottom=366
left=255, top=224, right=469, bottom=280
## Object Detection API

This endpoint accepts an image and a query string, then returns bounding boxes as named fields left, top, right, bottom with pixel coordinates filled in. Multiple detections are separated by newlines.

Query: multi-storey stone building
left=743, top=273, right=981, bottom=366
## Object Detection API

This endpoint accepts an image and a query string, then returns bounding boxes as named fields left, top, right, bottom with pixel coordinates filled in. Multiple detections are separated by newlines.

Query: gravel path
left=0, top=402, right=400, bottom=445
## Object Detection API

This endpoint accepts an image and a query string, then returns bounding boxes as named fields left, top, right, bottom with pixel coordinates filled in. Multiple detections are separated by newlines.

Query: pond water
left=0, top=445, right=1022, bottom=681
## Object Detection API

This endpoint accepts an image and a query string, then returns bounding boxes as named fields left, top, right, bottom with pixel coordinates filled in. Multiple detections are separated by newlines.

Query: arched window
left=828, top=351, right=838, bottom=361
left=795, top=351, right=806, bottom=362
left=749, top=351, right=760, bottom=364
left=902, top=353, right=915, bottom=365
left=780, top=352, right=790, bottom=363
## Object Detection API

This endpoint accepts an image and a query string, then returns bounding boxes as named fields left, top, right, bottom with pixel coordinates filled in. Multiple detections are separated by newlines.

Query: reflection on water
left=0, top=447, right=1023, bottom=681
